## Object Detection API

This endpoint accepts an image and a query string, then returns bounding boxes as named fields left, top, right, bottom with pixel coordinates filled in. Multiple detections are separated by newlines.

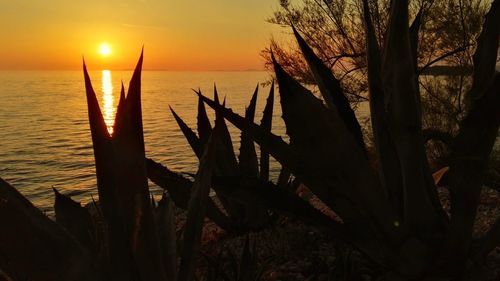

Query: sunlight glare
left=101, top=70, right=115, bottom=135
left=99, top=43, right=112, bottom=57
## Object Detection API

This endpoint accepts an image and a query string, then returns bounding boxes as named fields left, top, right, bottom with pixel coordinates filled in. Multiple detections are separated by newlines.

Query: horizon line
left=0, top=68, right=270, bottom=72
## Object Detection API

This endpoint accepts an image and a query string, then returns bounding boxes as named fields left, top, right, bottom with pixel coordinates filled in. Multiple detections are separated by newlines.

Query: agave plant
left=0, top=0, right=498, bottom=280
left=146, top=81, right=341, bottom=233
left=182, top=0, right=499, bottom=279
left=162, top=83, right=286, bottom=231
left=0, top=52, right=222, bottom=281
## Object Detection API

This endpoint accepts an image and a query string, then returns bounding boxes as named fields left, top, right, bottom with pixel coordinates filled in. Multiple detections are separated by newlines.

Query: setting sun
left=98, top=43, right=112, bottom=57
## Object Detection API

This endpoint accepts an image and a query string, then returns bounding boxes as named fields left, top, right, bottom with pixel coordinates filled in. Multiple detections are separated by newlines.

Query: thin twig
left=418, top=44, right=472, bottom=74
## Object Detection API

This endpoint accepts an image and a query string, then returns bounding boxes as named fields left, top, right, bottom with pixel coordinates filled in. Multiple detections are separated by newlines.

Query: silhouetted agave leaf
left=83, top=59, right=114, bottom=214
left=146, top=158, right=234, bottom=231
left=85, top=52, right=168, bottom=280
left=111, top=50, right=167, bottom=281
left=150, top=151, right=334, bottom=235
left=198, top=93, right=299, bottom=172
left=170, top=106, right=204, bottom=158
left=170, top=102, right=243, bottom=227
left=151, top=194, right=157, bottom=208
left=467, top=0, right=500, bottom=105
left=382, top=0, right=443, bottom=234
left=441, top=73, right=500, bottom=267
left=213, top=85, right=238, bottom=171
left=238, top=236, right=257, bottom=281
left=259, top=81, right=274, bottom=182
left=246, top=85, right=259, bottom=121
left=215, top=115, right=239, bottom=173
left=155, top=193, right=177, bottom=281
left=53, top=188, right=96, bottom=252
left=276, top=167, right=291, bottom=189
left=238, top=85, right=272, bottom=228
left=0, top=178, right=96, bottom=280
left=211, top=176, right=340, bottom=233
left=199, top=75, right=398, bottom=265
left=210, top=87, right=248, bottom=223
left=271, top=54, right=400, bottom=238
left=238, top=84, right=260, bottom=178
left=214, top=83, right=220, bottom=105
left=197, top=92, right=212, bottom=143
left=362, top=0, right=404, bottom=216
left=84, top=60, right=134, bottom=279
left=211, top=86, right=238, bottom=175
left=291, top=26, right=366, bottom=153
left=120, top=48, right=145, bottom=147
left=409, top=7, right=423, bottom=71
left=213, top=176, right=396, bottom=266
left=178, top=127, right=217, bottom=281
left=112, top=82, right=126, bottom=135
left=201, top=90, right=396, bottom=238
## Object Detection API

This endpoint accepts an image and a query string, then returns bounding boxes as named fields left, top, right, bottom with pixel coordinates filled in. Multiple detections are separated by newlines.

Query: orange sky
left=0, top=0, right=282, bottom=71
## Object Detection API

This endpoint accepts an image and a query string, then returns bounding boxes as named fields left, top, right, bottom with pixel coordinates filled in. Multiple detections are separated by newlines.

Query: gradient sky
left=0, top=0, right=283, bottom=70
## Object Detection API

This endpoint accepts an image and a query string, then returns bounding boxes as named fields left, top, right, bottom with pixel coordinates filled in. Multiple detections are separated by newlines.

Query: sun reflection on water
left=101, top=70, right=115, bottom=135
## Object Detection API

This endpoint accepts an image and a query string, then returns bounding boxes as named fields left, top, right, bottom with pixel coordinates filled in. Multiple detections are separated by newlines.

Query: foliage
left=0, top=1, right=498, bottom=280
left=0, top=53, right=219, bottom=281
left=264, top=0, right=496, bottom=165
left=166, top=85, right=277, bottom=232
left=196, top=0, right=500, bottom=279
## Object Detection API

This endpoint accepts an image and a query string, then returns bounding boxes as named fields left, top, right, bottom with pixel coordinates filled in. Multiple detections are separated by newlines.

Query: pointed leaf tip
left=197, top=94, right=212, bottom=142
left=52, top=187, right=61, bottom=197
left=136, top=50, right=144, bottom=72
left=170, top=106, right=203, bottom=158
left=213, top=83, right=220, bottom=104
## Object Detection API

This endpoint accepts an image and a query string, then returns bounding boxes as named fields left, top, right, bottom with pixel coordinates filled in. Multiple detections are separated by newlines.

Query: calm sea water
left=4, top=71, right=494, bottom=215
left=0, top=70, right=288, bottom=214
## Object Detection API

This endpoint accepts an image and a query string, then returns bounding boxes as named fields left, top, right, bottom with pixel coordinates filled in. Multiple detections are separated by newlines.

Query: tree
left=263, top=0, right=496, bottom=167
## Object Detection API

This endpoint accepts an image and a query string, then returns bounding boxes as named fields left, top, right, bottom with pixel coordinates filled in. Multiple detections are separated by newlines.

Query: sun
left=98, top=43, right=112, bottom=57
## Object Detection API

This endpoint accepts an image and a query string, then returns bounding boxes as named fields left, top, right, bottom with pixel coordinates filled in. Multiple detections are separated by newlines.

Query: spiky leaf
left=272, top=54, right=400, bottom=238
left=362, top=0, right=404, bottom=216
left=292, top=26, right=366, bottom=153
left=238, top=236, right=257, bottom=281
left=197, top=92, right=212, bottom=143
left=441, top=74, right=500, bottom=268
left=259, top=81, right=274, bottom=182
left=146, top=158, right=235, bottom=231
left=409, top=8, right=423, bottom=71
left=382, top=0, right=444, bottom=233
left=155, top=193, right=177, bottom=281
left=84, top=60, right=135, bottom=279
left=238, top=85, right=260, bottom=178
left=85, top=52, right=167, bottom=280
left=53, top=188, right=96, bottom=252
left=170, top=107, right=203, bottom=158
left=112, top=51, right=167, bottom=281
left=178, top=126, right=217, bottom=281
left=0, top=178, right=96, bottom=280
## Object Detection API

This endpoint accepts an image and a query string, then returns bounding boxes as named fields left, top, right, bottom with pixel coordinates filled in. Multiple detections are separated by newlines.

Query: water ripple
left=0, top=70, right=289, bottom=215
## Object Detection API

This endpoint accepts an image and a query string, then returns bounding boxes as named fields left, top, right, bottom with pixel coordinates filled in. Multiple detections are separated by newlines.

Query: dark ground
left=175, top=185, right=500, bottom=281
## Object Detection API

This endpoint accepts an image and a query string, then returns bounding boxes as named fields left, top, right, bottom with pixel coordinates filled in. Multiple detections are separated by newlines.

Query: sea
left=0, top=70, right=289, bottom=215
left=1, top=70, right=497, bottom=215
